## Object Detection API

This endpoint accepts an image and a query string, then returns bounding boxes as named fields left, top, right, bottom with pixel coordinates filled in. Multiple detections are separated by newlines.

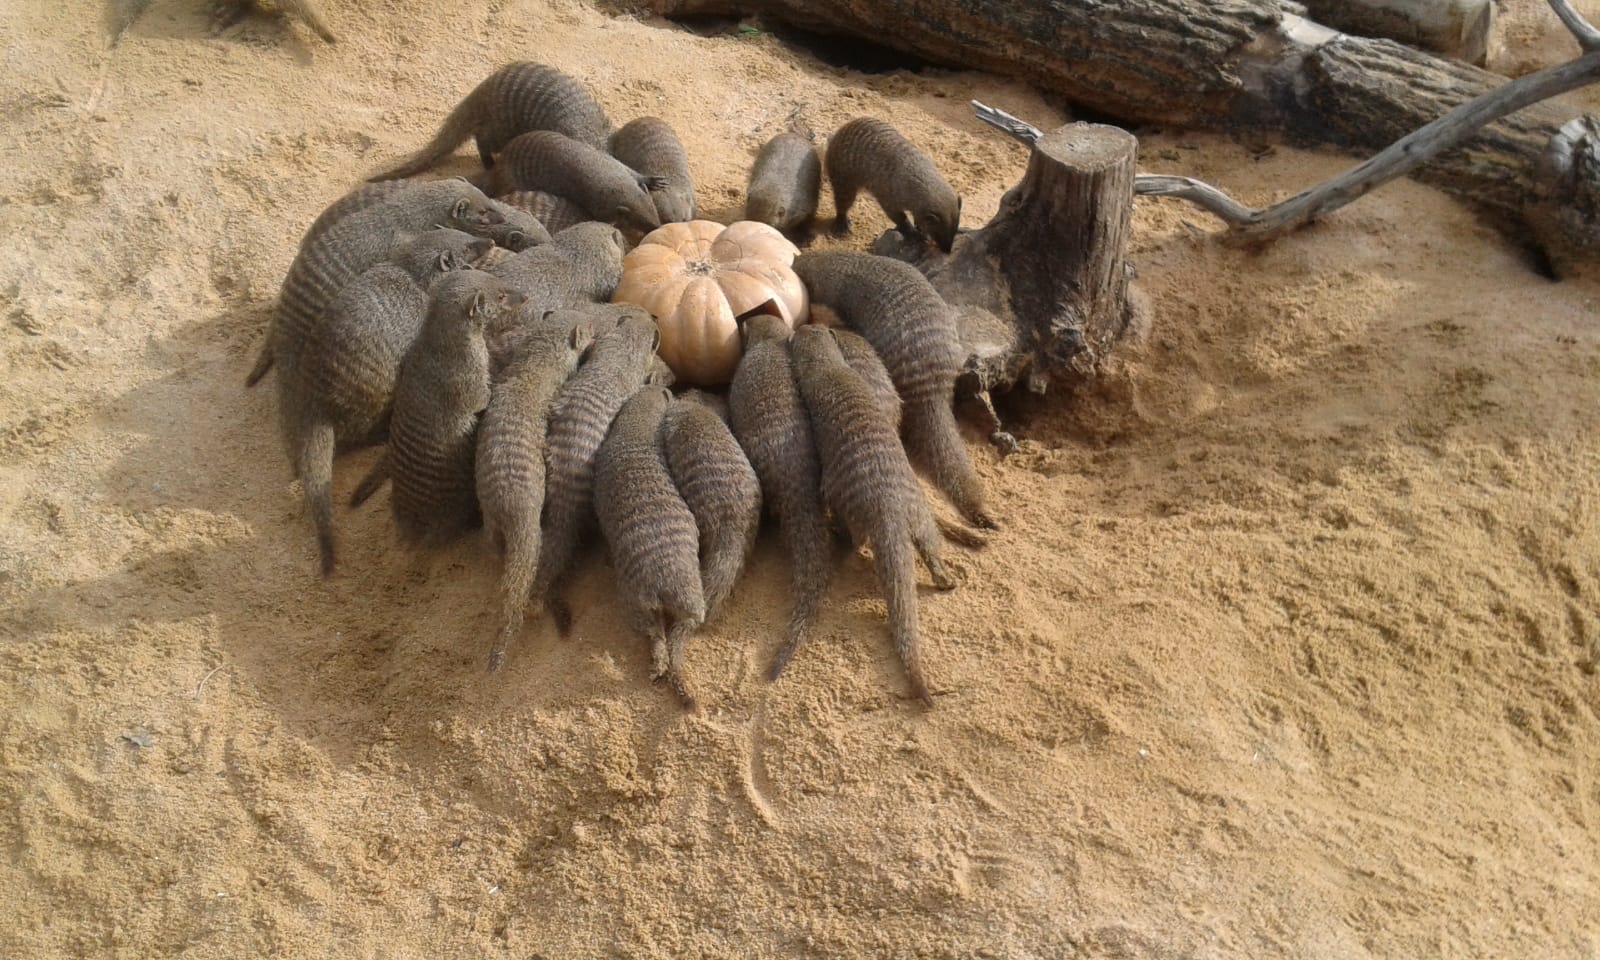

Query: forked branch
left=974, top=0, right=1600, bottom=244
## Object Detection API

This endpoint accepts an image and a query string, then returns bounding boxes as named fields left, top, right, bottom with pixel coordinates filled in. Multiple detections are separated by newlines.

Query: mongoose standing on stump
left=745, top=130, right=821, bottom=236
left=825, top=117, right=961, bottom=252
left=481, top=130, right=664, bottom=233
left=793, top=250, right=996, bottom=530
left=609, top=117, right=697, bottom=224
left=791, top=324, right=956, bottom=706
left=533, top=311, right=662, bottom=629
left=662, top=390, right=762, bottom=624
left=208, top=0, right=336, bottom=43
left=496, top=190, right=590, bottom=236
left=727, top=315, right=832, bottom=680
left=350, top=272, right=527, bottom=544
left=246, top=180, right=505, bottom=387
left=367, top=62, right=612, bottom=180
left=284, top=228, right=490, bottom=576
left=478, top=312, right=596, bottom=673
left=594, top=385, right=706, bottom=711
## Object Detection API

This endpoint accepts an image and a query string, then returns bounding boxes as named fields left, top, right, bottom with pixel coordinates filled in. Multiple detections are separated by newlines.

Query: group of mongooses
left=249, top=60, right=990, bottom=707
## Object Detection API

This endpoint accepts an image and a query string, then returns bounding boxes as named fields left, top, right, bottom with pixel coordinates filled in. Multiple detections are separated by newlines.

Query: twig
left=971, top=100, right=1041, bottom=146
left=193, top=666, right=223, bottom=701
left=974, top=27, right=1600, bottom=241
left=1549, top=0, right=1600, bottom=52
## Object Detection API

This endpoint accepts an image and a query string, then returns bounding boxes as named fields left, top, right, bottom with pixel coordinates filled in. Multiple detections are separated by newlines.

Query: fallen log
left=651, top=0, right=1600, bottom=262
left=1296, top=0, right=1492, bottom=64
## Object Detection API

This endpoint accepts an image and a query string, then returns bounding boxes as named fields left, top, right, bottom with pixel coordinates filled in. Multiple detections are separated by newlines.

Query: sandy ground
left=3, top=0, right=1600, bottom=956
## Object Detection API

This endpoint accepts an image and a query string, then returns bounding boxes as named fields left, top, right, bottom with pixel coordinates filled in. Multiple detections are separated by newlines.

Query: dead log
left=869, top=124, right=1142, bottom=451
left=1296, top=0, right=1492, bottom=64
left=651, top=0, right=1600, bottom=259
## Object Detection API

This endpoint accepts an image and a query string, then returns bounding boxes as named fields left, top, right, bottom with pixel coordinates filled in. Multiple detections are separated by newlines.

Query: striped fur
left=247, top=180, right=504, bottom=387
left=355, top=272, right=525, bottom=545
left=727, top=315, right=832, bottom=680
left=790, top=325, right=954, bottom=706
left=594, top=386, right=705, bottom=710
left=745, top=130, right=821, bottom=234
left=792, top=250, right=994, bottom=530
left=663, top=391, right=761, bottom=624
left=496, top=190, right=590, bottom=235
left=478, top=314, right=595, bottom=672
left=486, top=131, right=661, bottom=232
left=532, top=311, right=661, bottom=623
left=609, top=117, right=697, bottom=223
left=368, top=62, right=612, bottom=181
left=824, top=117, right=960, bottom=252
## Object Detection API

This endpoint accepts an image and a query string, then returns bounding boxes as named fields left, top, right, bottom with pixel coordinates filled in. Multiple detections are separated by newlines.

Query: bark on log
left=1297, top=0, right=1492, bottom=64
left=869, top=124, right=1142, bottom=449
left=651, top=0, right=1600, bottom=258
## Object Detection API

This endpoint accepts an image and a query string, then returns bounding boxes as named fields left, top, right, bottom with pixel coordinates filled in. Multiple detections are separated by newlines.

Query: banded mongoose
left=497, top=190, right=589, bottom=236
left=298, top=184, right=542, bottom=258
left=484, top=221, right=627, bottom=363
left=368, top=62, right=612, bottom=180
left=727, top=315, right=832, bottom=680
left=825, top=117, right=962, bottom=253
left=593, top=386, right=705, bottom=710
left=478, top=312, right=596, bottom=673
left=830, top=326, right=900, bottom=431
left=744, top=130, right=822, bottom=236
left=533, top=311, right=662, bottom=628
left=792, top=251, right=995, bottom=530
left=284, top=228, right=489, bottom=575
left=481, top=130, right=664, bottom=233
left=790, top=324, right=956, bottom=706
left=350, top=272, right=526, bottom=544
left=246, top=180, right=504, bottom=387
left=208, top=0, right=335, bottom=43
left=662, top=390, right=762, bottom=624
left=609, top=117, right=697, bottom=224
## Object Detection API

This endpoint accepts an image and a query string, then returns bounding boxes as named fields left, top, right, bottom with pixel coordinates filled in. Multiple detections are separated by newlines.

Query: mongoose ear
left=453, top=198, right=469, bottom=220
left=435, top=252, right=454, bottom=272
left=505, top=230, right=527, bottom=249
left=469, top=291, right=488, bottom=318
left=650, top=327, right=662, bottom=351
left=569, top=322, right=593, bottom=351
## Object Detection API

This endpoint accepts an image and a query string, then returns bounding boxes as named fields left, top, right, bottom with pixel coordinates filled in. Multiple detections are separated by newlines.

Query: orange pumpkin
left=612, top=219, right=808, bottom=385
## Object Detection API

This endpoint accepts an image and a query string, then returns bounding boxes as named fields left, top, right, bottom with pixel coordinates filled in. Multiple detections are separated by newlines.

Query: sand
left=3, top=0, right=1599, bottom=956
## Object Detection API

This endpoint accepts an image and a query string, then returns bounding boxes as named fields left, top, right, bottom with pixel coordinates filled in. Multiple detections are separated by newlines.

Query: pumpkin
left=612, top=219, right=808, bottom=386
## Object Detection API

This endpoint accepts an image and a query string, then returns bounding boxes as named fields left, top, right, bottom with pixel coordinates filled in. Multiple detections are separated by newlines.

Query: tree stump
left=870, top=123, right=1141, bottom=451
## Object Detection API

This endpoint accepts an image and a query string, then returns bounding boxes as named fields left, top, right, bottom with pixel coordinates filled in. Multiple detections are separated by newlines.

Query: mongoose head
left=646, top=356, right=676, bottom=387
left=431, top=271, right=528, bottom=334
left=390, top=229, right=492, bottom=284
left=740, top=314, right=793, bottom=348
left=917, top=190, right=961, bottom=254
left=744, top=195, right=792, bottom=232
left=617, top=191, right=663, bottom=233
left=441, top=178, right=507, bottom=229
